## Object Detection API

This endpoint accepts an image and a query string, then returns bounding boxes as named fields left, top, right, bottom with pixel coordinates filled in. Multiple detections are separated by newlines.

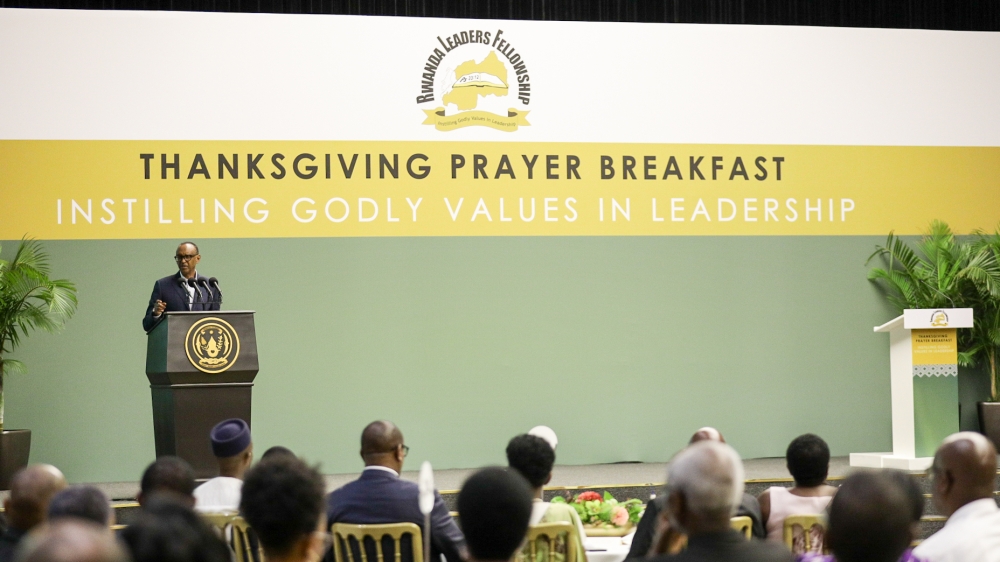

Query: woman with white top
left=506, top=434, right=587, bottom=562
left=758, top=434, right=838, bottom=545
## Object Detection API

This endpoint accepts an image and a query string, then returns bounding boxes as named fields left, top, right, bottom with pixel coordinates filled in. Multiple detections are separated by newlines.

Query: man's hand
left=153, top=299, right=166, bottom=316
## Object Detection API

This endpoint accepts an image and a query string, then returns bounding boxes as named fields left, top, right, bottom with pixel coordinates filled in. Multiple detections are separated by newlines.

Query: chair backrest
left=231, top=515, right=265, bottom=562
left=522, top=522, right=578, bottom=562
left=331, top=522, right=424, bottom=562
left=201, top=511, right=239, bottom=531
left=200, top=512, right=263, bottom=562
left=782, top=514, right=827, bottom=555
left=729, top=516, right=752, bottom=539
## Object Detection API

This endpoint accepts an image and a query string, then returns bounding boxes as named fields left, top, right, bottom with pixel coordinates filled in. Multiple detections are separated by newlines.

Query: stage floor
left=67, top=455, right=853, bottom=501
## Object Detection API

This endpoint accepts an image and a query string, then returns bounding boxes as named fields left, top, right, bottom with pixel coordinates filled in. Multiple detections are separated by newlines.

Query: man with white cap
left=913, top=432, right=1000, bottom=562
left=528, top=426, right=558, bottom=450
left=194, top=418, right=253, bottom=512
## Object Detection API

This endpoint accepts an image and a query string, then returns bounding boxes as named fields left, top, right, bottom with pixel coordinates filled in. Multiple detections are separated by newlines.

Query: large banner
left=2, top=10, right=999, bottom=239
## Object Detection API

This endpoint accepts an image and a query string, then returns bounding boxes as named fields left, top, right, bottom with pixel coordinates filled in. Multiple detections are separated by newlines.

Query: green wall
left=4, top=236, right=974, bottom=484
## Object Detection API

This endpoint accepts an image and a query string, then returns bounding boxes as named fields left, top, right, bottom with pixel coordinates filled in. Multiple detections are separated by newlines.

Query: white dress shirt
left=193, top=476, right=243, bottom=513
left=180, top=270, right=197, bottom=310
left=363, top=465, right=400, bottom=477
left=913, top=498, right=1000, bottom=562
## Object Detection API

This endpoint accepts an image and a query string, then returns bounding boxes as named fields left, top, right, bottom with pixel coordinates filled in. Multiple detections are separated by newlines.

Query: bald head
left=360, top=421, right=405, bottom=471
left=689, top=427, right=726, bottom=445
left=5, top=464, right=68, bottom=531
left=18, top=520, right=129, bottom=562
left=931, top=432, right=997, bottom=517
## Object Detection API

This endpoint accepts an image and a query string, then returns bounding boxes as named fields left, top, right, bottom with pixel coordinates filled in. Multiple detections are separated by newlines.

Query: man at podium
left=142, top=242, right=220, bottom=332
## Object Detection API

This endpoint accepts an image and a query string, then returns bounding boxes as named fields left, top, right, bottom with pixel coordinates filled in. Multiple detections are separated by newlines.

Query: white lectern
left=850, top=308, right=973, bottom=470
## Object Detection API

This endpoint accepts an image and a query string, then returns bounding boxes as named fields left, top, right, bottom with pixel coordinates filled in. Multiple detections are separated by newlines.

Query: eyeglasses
left=174, top=254, right=198, bottom=262
left=400, top=444, right=410, bottom=458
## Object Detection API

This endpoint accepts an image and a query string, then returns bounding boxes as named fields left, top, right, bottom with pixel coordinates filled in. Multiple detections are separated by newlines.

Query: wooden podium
left=145, top=311, right=258, bottom=478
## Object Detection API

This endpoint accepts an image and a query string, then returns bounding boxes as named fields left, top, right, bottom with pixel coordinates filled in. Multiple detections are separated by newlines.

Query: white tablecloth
left=584, top=531, right=635, bottom=562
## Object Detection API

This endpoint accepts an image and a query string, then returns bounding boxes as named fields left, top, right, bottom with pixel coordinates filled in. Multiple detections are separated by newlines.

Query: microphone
left=198, top=278, right=214, bottom=304
left=187, top=278, right=203, bottom=306
left=208, top=277, right=223, bottom=303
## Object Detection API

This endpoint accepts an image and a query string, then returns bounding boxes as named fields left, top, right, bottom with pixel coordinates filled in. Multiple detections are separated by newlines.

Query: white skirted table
left=584, top=531, right=635, bottom=562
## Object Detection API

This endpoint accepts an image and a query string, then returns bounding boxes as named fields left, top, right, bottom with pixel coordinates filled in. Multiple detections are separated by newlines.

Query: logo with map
left=415, top=29, right=531, bottom=132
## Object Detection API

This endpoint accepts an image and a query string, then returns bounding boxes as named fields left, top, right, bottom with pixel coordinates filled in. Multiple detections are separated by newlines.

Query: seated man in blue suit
left=326, top=421, right=466, bottom=562
left=142, top=241, right=220, bottom=332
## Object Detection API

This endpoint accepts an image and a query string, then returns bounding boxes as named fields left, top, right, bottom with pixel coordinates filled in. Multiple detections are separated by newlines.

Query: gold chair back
left=782, top=514, right=827, bottom=555
left=331, top=522, right=424, bottom=562
left=729, top=516, right=752, bottom=539
left=201, top=511, right=239, bottom=531
left=522, top=522, right=579, bottom=562
left=200, top=512, right=264, bottom=562
left=231, top=516, right=265, bottom=562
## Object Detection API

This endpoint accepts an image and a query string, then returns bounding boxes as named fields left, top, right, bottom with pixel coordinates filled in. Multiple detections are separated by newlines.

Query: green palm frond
left=0, top=359, right=26, bottom=376
left=0, top=237, right=79, bottom=378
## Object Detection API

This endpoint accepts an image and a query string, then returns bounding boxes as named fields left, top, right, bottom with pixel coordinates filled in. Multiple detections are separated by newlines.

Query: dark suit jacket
left=325, top=469, right=465, bottom=562
left=142, top=272, right=221, bottom=332
left=647, top=530, right=795, bottom=562
left=627, top=493, right=765, bottom=559
left=0, top=527, right=26, bottom=562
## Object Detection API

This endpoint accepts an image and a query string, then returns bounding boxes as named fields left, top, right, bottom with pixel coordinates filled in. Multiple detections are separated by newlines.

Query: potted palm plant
left=0, top=238, right=78, bottom=488
left=867, top=221, right=1000, bottom=443
left=967, top=229, right=1000, bottom=445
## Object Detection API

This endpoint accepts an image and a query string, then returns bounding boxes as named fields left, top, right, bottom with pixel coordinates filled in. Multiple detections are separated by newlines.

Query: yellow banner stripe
left=1, top=141, right=998, bottom=239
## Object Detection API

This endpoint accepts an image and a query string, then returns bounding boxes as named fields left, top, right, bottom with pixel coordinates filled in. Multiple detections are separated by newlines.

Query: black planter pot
left=0, top=429, right=31, bottom=490
left=977, top=402, right=1000, bottom=451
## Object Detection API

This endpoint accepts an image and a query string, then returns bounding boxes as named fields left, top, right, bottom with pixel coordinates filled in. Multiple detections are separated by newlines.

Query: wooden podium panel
left=146, top=311, right=258, bottom=478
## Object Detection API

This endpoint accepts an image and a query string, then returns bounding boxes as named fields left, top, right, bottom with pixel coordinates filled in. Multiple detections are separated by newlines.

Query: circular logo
left=184, top=317, right=240, bottom=374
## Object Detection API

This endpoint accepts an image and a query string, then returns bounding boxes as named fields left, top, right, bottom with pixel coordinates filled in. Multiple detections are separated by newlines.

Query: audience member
left=15, top=520, right=129, bottom=562
left=47, top=486, right=113, bottom=527
left=628, top=428, right=764, bottom=559
left=798, top=470, right=923, bottom=562
left=505, top=434, right=585, bottom=562
left=260, top=446, right=297, bottom=461
left=759, top=434, right=836, bottom=542
left=0, top=464, right=68, bottom=562
left=120, top=495, right=230, bottom=562
left=241, top=456, right=327, bottom=562
left=457, top=467, right=534, bottom=562
left=137, top=457, right=196, bottom=508
left=913, top=432, right=1000, bottom=562
left=648, top=441, right=794, bottom=562
left=325, top=421, right=465, bottom=562
left=194, top=418, right=253, bottom=513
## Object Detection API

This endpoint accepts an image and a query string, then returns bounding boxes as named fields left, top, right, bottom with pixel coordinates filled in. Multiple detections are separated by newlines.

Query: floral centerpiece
left=551, top=491, right=644, bottom=536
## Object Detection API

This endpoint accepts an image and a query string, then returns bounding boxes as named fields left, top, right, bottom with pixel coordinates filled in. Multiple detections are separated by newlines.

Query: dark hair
left=826, top=472, right=912, bottom=562
left=506, top=434, right=555, bottom=488
left=120, top=495, right=230, bottom=562
left=883, top=470, right=923, bottom=522
left=457, top=467, right=533, bottom=562
left=178, top=241, right=199, bottom=254
left=240, top=456, right=325, bottom=556
left=786, top=434, right=830, bottom=487
left=47, top=486, right=111, bottom=526
left=260, top=446, right=296, bottom=461
left=140, top=457, right=196, bottom=498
